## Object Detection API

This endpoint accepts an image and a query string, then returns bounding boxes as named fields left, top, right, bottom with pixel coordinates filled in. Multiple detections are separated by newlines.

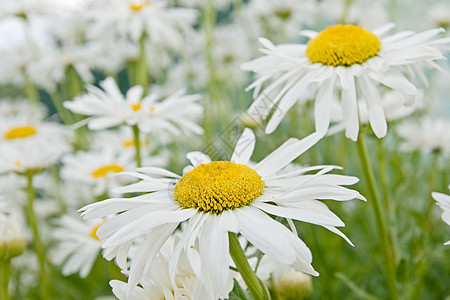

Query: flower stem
left=136, top=34, right=149, bottom=95
left=0, top=259, right=11, bottom=300
left=25, top=175, right=49, bottom=300
left=356, top=132, right=398, bottom=300
left=132, top=125, right=142, bottom=168
left=228, top=232, right=270, bottom=300
left=24, top=75, right=40, bottom=105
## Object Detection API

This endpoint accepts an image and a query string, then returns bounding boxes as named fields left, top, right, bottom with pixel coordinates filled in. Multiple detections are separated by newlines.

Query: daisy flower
left=51, top=215, right=104, bottom=278
left=432, top=187, right=450, bottom=245
left=242, top=24, right=450, bottom=140
left=0, top=201, right=27, bottom=260
left=396, top=117, right=450, bottom=155
left=85, top=0, right=197, bottom=49
left=61, top=147, right=136, bottom=196
left=111, top=233, right=217, bottom=299
left=64, top=77, right=203, bottom=136
left=80, top=129, right=364, bottom=296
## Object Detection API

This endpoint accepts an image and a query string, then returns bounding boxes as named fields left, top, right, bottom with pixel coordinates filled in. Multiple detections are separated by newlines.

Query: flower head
left=80, top=129, right=364, bottom=296
left=242, top=24, right=450, bottom=140
left=432, top=187, right=450, bottom=245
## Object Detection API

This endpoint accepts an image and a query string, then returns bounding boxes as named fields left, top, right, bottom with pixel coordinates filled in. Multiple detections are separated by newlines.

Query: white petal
left=186, top=151, right=212, bottom=167
left=231, top=128, right=255, bottom=164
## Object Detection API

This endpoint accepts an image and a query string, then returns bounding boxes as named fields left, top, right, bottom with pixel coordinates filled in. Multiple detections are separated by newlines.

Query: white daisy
left=0, top=97, right=47, bottom=120
left=0, top=201, right=27, bottom=260
left=85, top=0, right=197, bottom=49
left=111, top=232, right=217, bottom=299
left=80, top=129, right=364, bottom=296
left=396, top=117, right=450, bottom=155
left=432, top=187, right=450, bottom=245
left=51, top=215, right=104, bottom=277
left=64, top=77, right=204, bottom=136
left=61, top=147, right=136, bottom=196
left=242, top=24, right=450, bottom=140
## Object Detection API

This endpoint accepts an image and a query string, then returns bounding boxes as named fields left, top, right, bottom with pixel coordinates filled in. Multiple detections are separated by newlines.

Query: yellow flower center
left=306, top=24, right=381, bottom=66
left=129, top=2, right=150, bottom=11
left=91, top=164, right=124, bottom=178
left=149, top=105, right=156, bottom=114
left=130, top=103, right=142, bottom=111
left=90, top=222, right=105, bottom=240
left=5, top=125, right=37, bottom=140
left=173, top=161, right=264, bottom=214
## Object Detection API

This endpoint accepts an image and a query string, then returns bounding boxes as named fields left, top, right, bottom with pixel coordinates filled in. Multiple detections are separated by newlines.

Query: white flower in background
left=329, top=90, right=424, bottom=137
left=64, top=77, right=147, bottom=130
left=211, top=25, right=253, bottom=84
left=0, top=174, right=26, bottom=206
left=0, top=139, right=71, bottom=175
left=81, top=129, right=364, bottom=297
left=64, top=77, right=204, bottom=136
left=0, top=201, right=27, bottom=260
left=242, top=24, right=450, bottom=140
left=111, top=233, right=216, bottom=299
left=432, top=187, right=450, bottom=245
left=85, top=0, right=197, bottom=49
left=61, top=147, right=136, bottom=197
left=0, top=17, right=53, bottom=86
left=51, top=215, right=104, bottom=277
left=396, top=117, right=450, bottom=155
left=430, top=3, right=450, bottom=28
left=0, top=97, right=47, bottom=120
left=318, top=0, right=389, bottom=29
left=0, top=0, right=53, bottom=19
left=242, top=0, right=315, bottom=43
left=0, top=115, right=70, bottom=145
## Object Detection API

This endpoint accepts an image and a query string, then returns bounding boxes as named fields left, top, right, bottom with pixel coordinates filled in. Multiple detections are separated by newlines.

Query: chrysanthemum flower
left=85, top=0, right=197, bottom=49
left=111, top=233, right=217, bottom=299
left=0, top=201, right=27, bottom=260
left=64, top=77, right=203, bottom=136
left=242, top=24, right=450, bottom=140
left=396, top=117, right=450, bottom=155
left=432, top=187, right=450, bottom=245
left=51, top=215, right=104, bottom=278
left=80, top=129, right=364, bottom=296
left=61, top=147, right=136, bottom=196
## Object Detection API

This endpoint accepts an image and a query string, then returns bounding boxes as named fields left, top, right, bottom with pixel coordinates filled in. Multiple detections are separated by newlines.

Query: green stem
left=0, top=259, right=11, bottom=300
left=136, top=34, right=149, bottom=95
left=228, top=232, right=270, bottom=300
left=132, top=125, right=142, bottom=168
left=24, top=75, right=40, bottom=105
left=424, top=151, right=439, bottom=231
left=25, top=175, right=49, bottom=300
left=376, top=138, right=391, bottom=219
left=49, top=90, right=73, bottom=124
left=356, top=132, right=398, bottom=300
left=66, top=65, right=83, bottom=99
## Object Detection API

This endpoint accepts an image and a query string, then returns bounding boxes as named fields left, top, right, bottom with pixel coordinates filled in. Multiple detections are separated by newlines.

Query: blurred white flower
left=51, top=215, right=104, bottom=277
left=85, top=0, right=197, bottom=49
left=64, top=77, right=204, bottom=137
left=397, top=117, right=450, bottom=155
left=61, top=147, right=136, bottom=196
left=0, top=201, right=27, bottom=260
left=243, top=24, right=450, bottom=140
left=432, top=187, right=450, bottom=245
left=0, top=97, right=47, bottom=120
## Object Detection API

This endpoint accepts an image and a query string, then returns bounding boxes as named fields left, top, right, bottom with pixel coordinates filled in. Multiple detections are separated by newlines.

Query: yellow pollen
left=91, top=164, right=124, bottom=178
left=130, top=102, right=142, bottom=111
left=14, top=161, right=21, bottom=167
left=129, top=2, right=150, bottom=11
left=5, top=125, right=37, bottom=140
left=149, top=105, right=156, bottom=114
left=90, top=221, right=105, bottom=240
left=306, top=24, right=381, bottom=66
left=173, top=161, right=264, bottom=214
